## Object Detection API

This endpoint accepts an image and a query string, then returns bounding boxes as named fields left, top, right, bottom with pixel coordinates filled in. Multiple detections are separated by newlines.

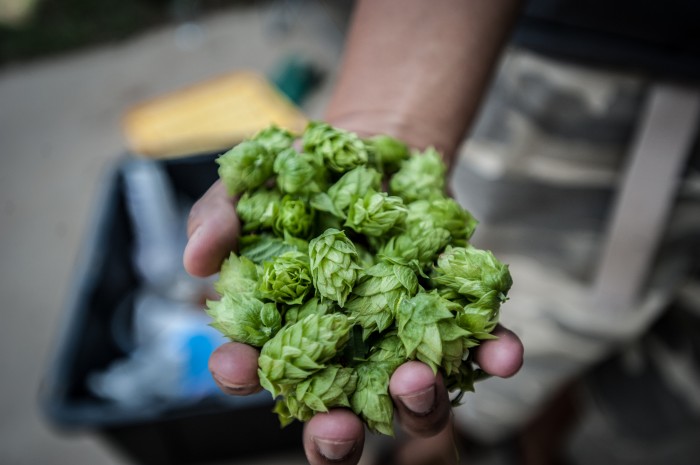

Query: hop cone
left=345, top=262, right=418, bottom=339
left=216, top=140, right=275, bottom=196
left=252, top=124, right=295, bottom=154
left=206, top=293, right=281, bottom=347
left=214, top=253, right=260, bottom=297
left=367, top=332, right=407, bottom=373
left=258, top=250, right=313, bottom=305
left=303, top=121, right=368, bottom=173
left=351, top=361, right=395, bottom=436
left=273, top=195, right=315, bottom=239
left=311, top=166, right=382, bottom=219
left=431, top=245, right=512, bottom=304
left=258, top=313, right=352, bottom=397
left=273, top=148, right=327, bottom=196
left=378, top=219, right=451, bottom=272
left=284, top=296, right=337, bottom=325
left=275, top=365, right=358, bottom=424
left=396, top=292, right=471, bottom=376
left=345, top=190, right=408, bottom=237
left=309, top=228, right=363, bottom=307
left=389, top=147, right=446, bottom=202
left=236, top=188, right=280, bottom=233
left=455, top=291, right=502, bottom=341
left=364, top=134, right=409, bottom=174
left=406, top=198, right=478, bottom=246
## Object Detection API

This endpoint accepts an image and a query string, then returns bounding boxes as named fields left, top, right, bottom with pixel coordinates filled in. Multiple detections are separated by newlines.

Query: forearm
left=325, top=0, right=521, bottom=167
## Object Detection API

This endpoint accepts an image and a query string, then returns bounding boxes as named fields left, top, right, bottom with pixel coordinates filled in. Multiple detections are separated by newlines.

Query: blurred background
left=1, top=1, right=699, bottom=465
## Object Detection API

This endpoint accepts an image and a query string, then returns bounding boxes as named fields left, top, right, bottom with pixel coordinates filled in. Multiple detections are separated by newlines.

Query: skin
left=186, top=1, right=523, bottom=464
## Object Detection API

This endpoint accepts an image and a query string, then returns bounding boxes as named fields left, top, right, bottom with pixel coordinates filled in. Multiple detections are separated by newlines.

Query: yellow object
left=122, top=71, right=308, bottom=158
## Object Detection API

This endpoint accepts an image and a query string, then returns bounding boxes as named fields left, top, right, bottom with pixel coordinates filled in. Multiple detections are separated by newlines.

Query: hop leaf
left=303, top=121, right=368, bottom=173
left=252, top=124, right=295, bottom=154
left=214, top=253, right=260, bottom=297
left=345, top=190, right=408, bottom=237
left=240, top=233, right=309, bottom=264
left=273, top=147, right=328, bottom=196
left=431, top=245, right=512, bottom=304
left=364, top=134, right=409, bottom=175
left=309, top=228, right=363, bottom=307
left=258, top=313, right=352, bottom=397
left=345, top=262, right=418, bottom=339
left=396, top=292, right=471, bottom=376
left=389, top=147, right=446, bottom=202
left=406, top=198, right=478, bottom=246
left=236, top=188, right=280, bottom=233
left=216, top=140, right=275, bottom=196
left=259, top=250, right=313, bottom=305
left=206, top=293, right=282, bottom=347
left=276, top=365, right=358, bottom=423
left=273, top=195, right=315, bottom=239
left=351, top=362, right=395, bottom=436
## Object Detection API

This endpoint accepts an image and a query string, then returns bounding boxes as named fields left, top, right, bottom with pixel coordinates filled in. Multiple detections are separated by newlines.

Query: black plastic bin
left=39, top=153, right=303, bottom=464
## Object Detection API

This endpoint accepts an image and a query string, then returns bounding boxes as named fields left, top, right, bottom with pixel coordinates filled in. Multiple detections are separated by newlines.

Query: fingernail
left=211, top=373, right=259, bottom=395
left=398, top=385, right=436, bottom=415
left=313, top=437, right=356, bottom=461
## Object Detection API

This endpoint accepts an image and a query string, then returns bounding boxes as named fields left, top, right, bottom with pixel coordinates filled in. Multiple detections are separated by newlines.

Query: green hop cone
left=364, top=134, right=409, bottom=175
left=206, top=293, right=282, bottom=347
left=406, top=198, right=478, bottom=246
left=367, top=332, right=407, bottom=373
left=275, top=365, right=358, bottom=424
left=431, top=245, right=512, bottom=304
left=396, top=292, right=471, bottom=376
left=351, top=361, right=395, bottom=436
left=259, top=250, right=313, bottom=305
left=389, top=147, right=446, bottom=202
left=273, top=195, right=315, bottom=239
left=251, top=124, right=295, bottom=153
left=302, top=121, right=368, bottom=173
left=455, top=290, right=502, bottom=341
left=345, top=190, right=408, bottom=237
left=311, top=166, right=382, bottom=219
left=214, top=253, right=260, bottom=297
left=240, top=233, right=309, bottom=265
left=216, top=140, right=275, bottom=196
left=378, top=219, right=451, bottom=272
left=273, top=147, right=328, bottom=196
left=284, top=296, right=337, bottom=325
left=345, top=262, right=418, bottom=339
left=258, top=313, right=352, bottom=397
left=309, top=228, right=363, bottom=307
left=236, top=188, right=280, bottom=233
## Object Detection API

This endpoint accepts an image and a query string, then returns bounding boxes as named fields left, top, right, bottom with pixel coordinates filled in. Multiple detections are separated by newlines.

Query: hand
left=185, top=180, right=524, bottom=465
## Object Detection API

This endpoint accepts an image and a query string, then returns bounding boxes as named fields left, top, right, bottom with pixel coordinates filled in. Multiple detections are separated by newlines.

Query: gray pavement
left=0, top=3, right=351, bottom=464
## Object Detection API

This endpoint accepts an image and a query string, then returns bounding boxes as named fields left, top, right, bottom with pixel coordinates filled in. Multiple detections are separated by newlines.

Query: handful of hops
left=208, top=122, right=512, bottom=436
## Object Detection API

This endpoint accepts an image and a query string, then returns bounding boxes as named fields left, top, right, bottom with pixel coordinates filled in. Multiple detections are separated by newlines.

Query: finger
left=474, top=325, right=524, bottom=378
left=183, top=180, right=240, bottom=277
left=208, top=342, right=262, bottom=395
left=390, top=361, right=451, bottom=437
left=303, top=409, right=365, bottom=465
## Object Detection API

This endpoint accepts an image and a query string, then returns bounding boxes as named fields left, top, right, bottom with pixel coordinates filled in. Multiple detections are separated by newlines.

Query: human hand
left=184, top=179, right=524, bottom=465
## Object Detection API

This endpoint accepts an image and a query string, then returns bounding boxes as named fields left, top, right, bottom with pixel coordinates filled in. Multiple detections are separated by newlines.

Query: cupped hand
left=186, top=180, right=524, bottom=465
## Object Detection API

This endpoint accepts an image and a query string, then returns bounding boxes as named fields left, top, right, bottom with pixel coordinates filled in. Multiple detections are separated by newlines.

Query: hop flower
left=396, top=292, right=471, bottom=376
left=345, top=190, right=408, bottom=237
left=303, top=121, right=368, bottom=173
left=206, top=293, right=281, bottom=347
left=345, top=262, right=418, bottom=339
left=251, top=124, right=295, bottom=154
left=389, top=147, right=446, bottom=202
left=311, top=166, right=382, bottom=219
left=216, top=140, right=275, bottom=196
left=367, top=332, right=407, bottom=373
left=364, top=134, right=409, bottom=174
left=273, top=147, right=328, bottom=196
left=454, top=291, right=502, bottom=341
left=431, top=245, right=512, bottom=304
left=236, top=188, right=280, bottom=233
left=309, top=228, right=363, bottom=307
left=406, top=198, right=478, bottom=246
left=214, top=253, right=260, bottom=297
left=378, top=219, right=451, bottom=272
left=273, top=195, right=315, bottom=239
left=284, top=296, right=337, bottom=325
left=351, top=361, right=395, bottom=436
left=258, top=250, right=313, bottom=305
left=258, top=313, right=352, bottom=397
left=274, top=365, right=358, bottom=425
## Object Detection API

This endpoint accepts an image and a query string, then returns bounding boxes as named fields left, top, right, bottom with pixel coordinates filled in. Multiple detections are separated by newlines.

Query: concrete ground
left=0, top=2, right=353, bottom=464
